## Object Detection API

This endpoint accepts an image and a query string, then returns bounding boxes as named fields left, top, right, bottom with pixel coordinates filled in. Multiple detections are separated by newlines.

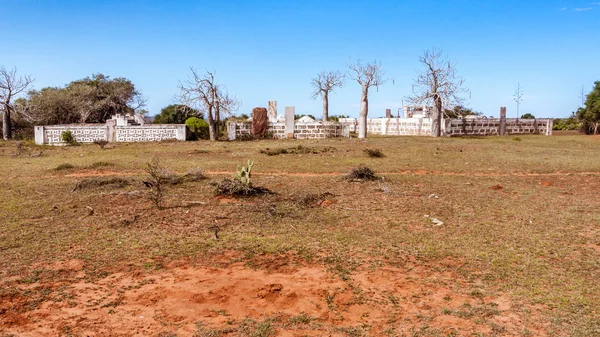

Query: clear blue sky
left=1, top=0, right=598, bottom=118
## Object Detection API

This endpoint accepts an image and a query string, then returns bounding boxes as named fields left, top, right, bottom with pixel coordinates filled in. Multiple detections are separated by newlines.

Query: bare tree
left=348, top=60, right=388, bottom=138
left=178, top=68, right=240, bottom=141
left=408, top=48, right=466, bottom=137
left=311, top=71, right=344, bottom=121
left=0, top=67, right=34, bottom=140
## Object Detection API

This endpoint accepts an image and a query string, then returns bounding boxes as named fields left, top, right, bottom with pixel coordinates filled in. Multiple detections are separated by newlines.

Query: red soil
left=1, top=258, right=548, bottom=336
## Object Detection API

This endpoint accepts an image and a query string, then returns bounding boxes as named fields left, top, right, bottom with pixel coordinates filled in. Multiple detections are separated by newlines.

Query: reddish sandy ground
left=1, top=256, right=548, bottom=336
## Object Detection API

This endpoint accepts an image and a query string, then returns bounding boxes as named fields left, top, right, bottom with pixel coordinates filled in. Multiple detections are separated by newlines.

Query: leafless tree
left=311, top=71, right=344, bottom=121
left=0, top=67, right=34, bottom=140
left=407, top=48, right=466, bottom=137
left=348, top=60, right=388, bottom=138
left=178, top=68, right=240, bottom=141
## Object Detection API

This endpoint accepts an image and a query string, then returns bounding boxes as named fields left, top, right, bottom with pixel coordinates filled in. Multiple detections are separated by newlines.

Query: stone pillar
left=546, top=119, right=553, bottom=136
left=285, top=106, right=295, bottom=139
left=403, top=106, right=410, bottom=118
left=34, top=126, right=45, bottom=145
left=227, top=122, right=237, bottom=140
left=385, top=109, right=392, bottom=118
left=499, top=107, right=507, bottom=136
left=106, top=119, right=117, bottom=142
left=268, top=101, right=277, bottom=122
left=252, top=107, right=268, bottom=137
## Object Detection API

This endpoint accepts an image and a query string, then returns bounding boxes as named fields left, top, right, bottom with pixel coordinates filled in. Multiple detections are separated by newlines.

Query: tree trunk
left=322, top=92, right=329, bottom=122
left=207, top=106, right=217, bottom=141
left=432, top=96, right=442, bottom=137
left=594, top=122, right=599, bottom=135
left=2, top=106, right=11, bottom=140
left=358, top=87, right=369, bottom=139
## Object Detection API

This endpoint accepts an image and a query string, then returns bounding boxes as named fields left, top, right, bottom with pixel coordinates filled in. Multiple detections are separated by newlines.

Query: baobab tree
left=311, top=71, right=344, bottom=121
left=408, top=48, right=466, bottom=137
left=348, top=60, right=388, bottom=138
left=178, top=68, right=240, bottom=141
left=0, top=66, right=34, bottom=140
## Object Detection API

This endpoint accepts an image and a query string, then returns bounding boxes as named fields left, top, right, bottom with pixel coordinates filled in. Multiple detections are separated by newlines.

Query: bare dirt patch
left=1, top=260, right=548, bottom=336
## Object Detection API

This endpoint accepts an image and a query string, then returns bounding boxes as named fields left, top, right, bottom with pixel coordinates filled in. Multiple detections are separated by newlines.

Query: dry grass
left=0, top=134, right=599, bottom=335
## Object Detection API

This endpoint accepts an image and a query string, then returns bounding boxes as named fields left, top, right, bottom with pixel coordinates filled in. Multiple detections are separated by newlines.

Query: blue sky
left=1, top=0, right=598, bottom=118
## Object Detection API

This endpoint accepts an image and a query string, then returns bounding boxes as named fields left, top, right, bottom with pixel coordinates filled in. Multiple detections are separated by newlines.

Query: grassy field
left=0, top=134, right=599, bottom=336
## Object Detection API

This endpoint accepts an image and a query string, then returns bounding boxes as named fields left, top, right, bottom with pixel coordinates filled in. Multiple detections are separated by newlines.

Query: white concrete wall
left=34, top=124, right=186, bottom=145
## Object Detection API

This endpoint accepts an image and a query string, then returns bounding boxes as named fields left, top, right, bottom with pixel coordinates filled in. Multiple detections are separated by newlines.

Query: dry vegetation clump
left=87, top=161, right=115, bottom=169
left=344, top=165, right=378, bottom=181
left=179, top=168, right=207, bottom=183
left=299, top=192, right=336, bottom=208
left=260, top=145, right=335, bottom=156
left=53, top=163, right=77, bottom=171
left=11, top=141, right=45, bottom=157
left=71, top=177, right=132, bottom=192
left=214, top=178, right=272, bottom=196
left=364, top=148, right=384, bottom=158
left=144, top=158, right=171, bottom=208
left=93, top=139, right=109, bottom=149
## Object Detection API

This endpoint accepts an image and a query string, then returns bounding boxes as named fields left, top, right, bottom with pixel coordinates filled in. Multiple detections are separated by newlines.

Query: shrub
left=54, top=163, right=76, bottom=171
left=364, top=148, right=384, bottom=158
left=60, top=130, right=78, bottom=145
left=259, top=145, right=335, bottom=156
left=93, top=139, right=109, bottom=149
left=72, top=177, right=131, bottom=192
left=144, top=158, right=170, bottom=208
left=345, top=165, right=378, bottom=181
left=185, top=117, right=210, bottom=140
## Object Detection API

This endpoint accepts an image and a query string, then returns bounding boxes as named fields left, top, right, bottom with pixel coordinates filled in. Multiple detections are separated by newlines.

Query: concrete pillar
left=268, top=101, right=277, bottom=122
left=285, top=106, right=295, bottom=139
left=499, top=107, right=507, bottom=136
left=106, top=119, right=117, bottom=142
left=385, top=109, right=392, bottom=118
left=227, top=122, right=237, bottom=140
left=34, top=126, right=45, bottom=145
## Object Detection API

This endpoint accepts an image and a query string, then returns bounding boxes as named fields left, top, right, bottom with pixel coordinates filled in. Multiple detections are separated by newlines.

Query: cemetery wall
left=34, top=123, right=186, bottom=145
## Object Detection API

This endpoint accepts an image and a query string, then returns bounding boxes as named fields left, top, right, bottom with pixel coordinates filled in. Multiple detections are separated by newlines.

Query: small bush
left=214, top=178, right=271, bottom=196
left=300, top=192, right=335, bottom=208
left=260, top=145, right=335, bottom=156
left=345, top=165, right=378, bottom=181
left=60, top=130, right=78, bottom=146
left=93, top=139, right=109, bottom=149
left=72, top=177, right=131, bottom=192
left=186, top=117, right=210, bottom=140
left=512, top=137, right=522, bottom=141
left=364, top=148, right=384, bottom=158
left=260, top=148, right=289, bottom=156
left=144, top=158, right=170, bottom=208
left=54, top=163, right=76, bottom=171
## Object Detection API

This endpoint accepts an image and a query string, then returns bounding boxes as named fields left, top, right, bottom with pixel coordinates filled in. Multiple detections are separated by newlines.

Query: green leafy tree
left=577, top=81, right=600, bottom=134
left=185, top=117, right=209, bottom=140
left=18, top=73, right=145, bottom=125
left=154, top=104, right=202, bottom=124
left=520, top=113, right=535, bottom=119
